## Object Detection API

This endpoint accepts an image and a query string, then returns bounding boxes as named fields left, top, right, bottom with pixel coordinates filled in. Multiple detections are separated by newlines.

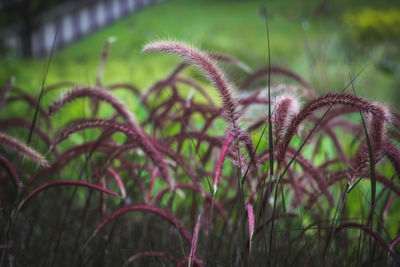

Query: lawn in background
left=0, top=0, right=398, bottom=104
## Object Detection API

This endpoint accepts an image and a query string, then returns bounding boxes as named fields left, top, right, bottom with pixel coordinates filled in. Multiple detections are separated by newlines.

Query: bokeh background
left=1, top=1, right=400, bottom=265
left=1, top=0, right=399, bottom=106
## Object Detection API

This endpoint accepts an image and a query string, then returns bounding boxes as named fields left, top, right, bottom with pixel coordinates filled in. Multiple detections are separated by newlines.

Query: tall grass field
left=1, top=0, right=399, bottom=266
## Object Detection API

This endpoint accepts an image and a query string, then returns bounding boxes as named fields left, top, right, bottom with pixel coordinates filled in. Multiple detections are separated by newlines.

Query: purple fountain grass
left=247, top=118, right=270, bottom=133
left=238, top=91, right=270, bottom=107
left=343, top=170, right=400, bottom=195
left=287, top=147, right=333, bottom=205
left=106, top=83, right=141, bottom=97
left=146, top=168, right=159, bottom=203
left=246, top=203, right=255, bottom=253
left=251, top=212, right=298, bottom=239
left=307, top=116, right=349, bottom=163
left=390, top=235, right=400, bottom=253
left=213, top=131, right=235, bottom=196
left=240, top=66, right=314, bottom=91
left=273, top=84, right=315, bottom=99
left=142, top=40, right=240, bottom=139
left=383, top=195, right=397, bottom=219
left=141, top=51, right=246, bottom=107
left=150, top=101, right=222, bottom=130
left=257, top=146, right=333, bottom=205
left=189, top=212, right=202, bottom=267
left=324, top=222, right=392, bottom=256
left=93, top=204, right=192, bottom=243
left=48, top=87, right=137, bottom=127
left=0, top=154, right=22, bottom=188
left=105, top=168, right=126, bottom=199
left=0, top=132, right=49, bottom=167
left=6, top=93, right=52, bottom=128
left=236, top=129, right=258, bottom=193
left=122, top=251, right=178, bottom=267
left=112, top=155, right=146, bottom=191
left=2, top=36, right=400, bottom=266
left=173, top=77, right=216, bottom=106
left=238, top=129, right=257, bottom=163
left=348, top=141, right=399, bottom=187
left=24, top=140, right=120, bottom=192
left=0, top=118, right=56, bottom=154
left=389, top=129, right=400, bottom=143
left=43, top=81, right=80, bottom=95
left=140, top=62, right=187, bottom=105
left=91, top=162, right=109, bottom=220
left=349, top=147, right=383, bottom=185
left=381, top=141, right=400, bottom=177
left=15, top=180, right=120, bottom=217
left=151, top=183, right=230, bottom=226
left=277, top=93, right=390, bottom=168
left=273, top=94, right=300, bottom=144
left=154, top=141, right=198, bottom=182
left=208, top=52, right=252, bottom=73
left=305, top=169, right=400, bottom=209
left=54, top=119, right=173, bottom=186
left=288, top=175, right=310, bottom=210
left=145, top=93, right=180, bottom=126
left=318, top=106, right=367, bottom=126
left=164, top=131, right=223, bottom=148
left=196, top=112, right=224, bottom=150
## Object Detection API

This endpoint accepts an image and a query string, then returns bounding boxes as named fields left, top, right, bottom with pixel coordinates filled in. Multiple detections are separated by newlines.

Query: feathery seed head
left=143, top=40, right=240, bottom=137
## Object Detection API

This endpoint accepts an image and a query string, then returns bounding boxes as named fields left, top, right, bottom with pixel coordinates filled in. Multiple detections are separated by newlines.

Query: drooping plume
left=143, top=40, right=240, bottom=138
left=48, top=87, right=137, bottom=127
left=277, top=93, right=390, bottom=167
left=246, top=203, right=255, bottom=243
left=54, top=119, right=172, bottom=186
left=0, top=132, right=49, bottom=167
left=213, top=131, right=235, bottom=196
left=272, top=94, right=300, bottom=144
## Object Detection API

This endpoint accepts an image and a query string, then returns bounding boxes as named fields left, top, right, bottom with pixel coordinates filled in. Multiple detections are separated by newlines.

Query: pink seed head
left=246, top=203, right=255, bottom=240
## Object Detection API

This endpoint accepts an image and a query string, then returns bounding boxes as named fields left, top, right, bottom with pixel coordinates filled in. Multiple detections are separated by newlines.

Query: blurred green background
left=1, top=0, right=400, bottom=256
left=1, top=0, right=399, bottom=105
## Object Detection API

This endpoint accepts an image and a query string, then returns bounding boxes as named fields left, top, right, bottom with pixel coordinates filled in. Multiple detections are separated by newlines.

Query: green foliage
left=343, top=8, right=400, bottom=42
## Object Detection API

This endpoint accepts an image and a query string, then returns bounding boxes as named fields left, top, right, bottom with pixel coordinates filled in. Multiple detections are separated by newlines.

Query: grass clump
left=0, top=16, right=400, bottom=267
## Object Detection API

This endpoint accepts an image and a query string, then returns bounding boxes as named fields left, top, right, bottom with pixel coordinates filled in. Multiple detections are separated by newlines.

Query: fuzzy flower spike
left=143, top=40, right=240, bottom=139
